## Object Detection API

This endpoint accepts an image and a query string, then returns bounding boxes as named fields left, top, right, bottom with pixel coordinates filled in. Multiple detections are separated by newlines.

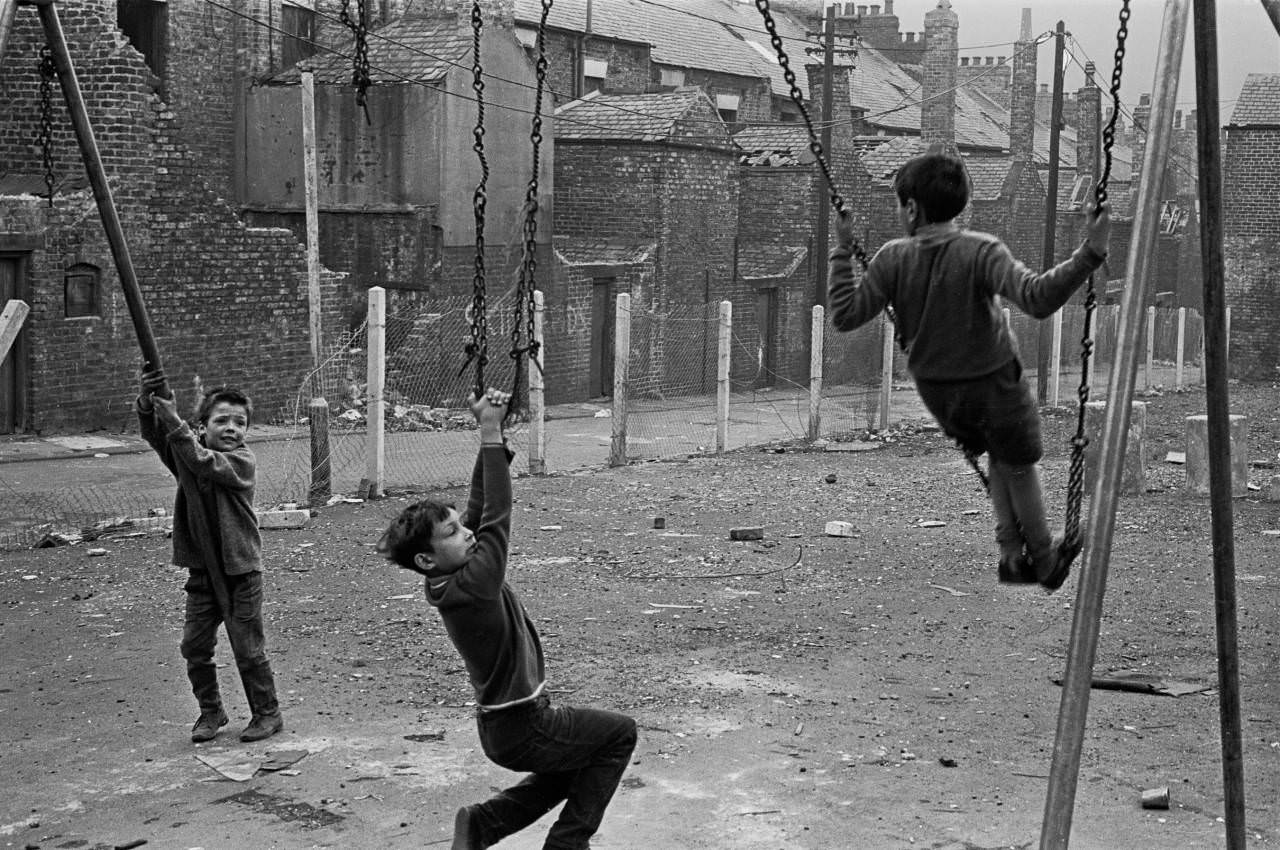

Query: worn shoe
left=239, top=712, right=284, bottom=743
left=452, top=805, right=486, bottom=850
left=191, top=709, right=229, bottom=743
left=1039, top=534, right=1082, bottom=592
left=997, top=552, right=1037, bottom=584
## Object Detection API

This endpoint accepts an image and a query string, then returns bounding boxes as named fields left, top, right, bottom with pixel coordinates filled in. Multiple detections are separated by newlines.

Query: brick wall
left=1223, top=124, right=1280, bottom=378
left=0, top=4, right=327, bottom=432
left=958, top=58, right=1011, bottom=109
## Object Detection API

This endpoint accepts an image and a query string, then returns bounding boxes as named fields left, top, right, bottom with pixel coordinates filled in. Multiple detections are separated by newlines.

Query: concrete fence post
left=362, top=286, right=385, bottom=499
left=609, top=292, right=630, bottom=467
left=716, top=300, right=732, bottom=452
left=529, top=290, right=546, bottom=475
left=808, top=305, right=824, bottom=441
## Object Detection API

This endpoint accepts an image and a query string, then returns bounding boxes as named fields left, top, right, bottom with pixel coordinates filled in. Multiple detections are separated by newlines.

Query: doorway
left=754, top=286, right=778, bottom=389
left=589, top=277, right=616, bottom=398
left=0, top=254, right=29, bottom=434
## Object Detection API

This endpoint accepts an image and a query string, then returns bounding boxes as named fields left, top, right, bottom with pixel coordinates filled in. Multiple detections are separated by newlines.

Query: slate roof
left=1229, top=73, right=1280, bottom=125
left=737, top=244, right=808, bottom=280
left=964, top=156, right=1011, bottom=202
left=513, top=0, right=811, bottom=98
left=732, top=124, right=814, bottom=164
left=859, top=135, right=926, bottom=187
left=273, top=16, right=471, bottom=84
left=555, top=90, right=729, bottom=143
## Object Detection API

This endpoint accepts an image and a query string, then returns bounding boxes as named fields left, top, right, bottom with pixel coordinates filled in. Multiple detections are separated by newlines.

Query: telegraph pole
left=810, top=5, right=858, bottom=309
left=1037, top=20, right=1066, bottom=402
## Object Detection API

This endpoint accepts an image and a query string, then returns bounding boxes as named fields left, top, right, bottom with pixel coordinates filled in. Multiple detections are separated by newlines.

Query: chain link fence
left=0, top=298, right=1208, bottom=550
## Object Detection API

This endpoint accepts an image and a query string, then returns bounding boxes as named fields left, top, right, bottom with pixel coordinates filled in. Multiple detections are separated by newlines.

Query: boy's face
left=413, top=507, right=475, bottom=574
left=200, top=401, right=250, bottom=451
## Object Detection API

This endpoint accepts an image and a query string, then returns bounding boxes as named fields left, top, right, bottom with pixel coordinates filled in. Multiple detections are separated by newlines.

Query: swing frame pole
left=0, top=0, right=20, bottom=67
left=33, top=0, right=167, bottom=390
left=1039, top=1, right=1191, bottom=846
left=1192, top=1, right=1247, bottom=845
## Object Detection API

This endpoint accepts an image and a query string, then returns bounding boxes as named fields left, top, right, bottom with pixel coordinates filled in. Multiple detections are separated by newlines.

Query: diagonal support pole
left=1039, top=1, right=1191, bottom=847
left=35, top=1, right=168, bottom=393
left=1191, top=1, right=1247, bottom=846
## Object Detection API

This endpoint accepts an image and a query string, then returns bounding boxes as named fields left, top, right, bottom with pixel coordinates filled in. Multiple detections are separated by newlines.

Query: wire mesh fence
left=0, top=297, right=1209, bottom=550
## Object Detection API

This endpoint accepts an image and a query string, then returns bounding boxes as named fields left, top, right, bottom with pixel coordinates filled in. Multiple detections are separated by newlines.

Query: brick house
left=242, top=12, right=554, bottom=336
left=1223, top=72, right=1280, bottom=379
left=551, top=90, right=741, bottom=398
left=0, top=0, right=349, bottom=435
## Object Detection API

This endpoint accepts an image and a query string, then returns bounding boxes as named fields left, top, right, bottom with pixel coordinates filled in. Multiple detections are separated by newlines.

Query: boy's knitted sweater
left=137, top=401, right=262, bottom=575
left=425, top=445, right=546, bottom=711
left=829, top=222, right=1106, bottom=381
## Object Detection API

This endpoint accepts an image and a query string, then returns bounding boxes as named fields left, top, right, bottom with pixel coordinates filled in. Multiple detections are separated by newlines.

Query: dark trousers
left=180, top=569, right=279, bottom=717
left=916, top=359, right=1052, bottom=559
left=472, top=695, right=637, bottom=850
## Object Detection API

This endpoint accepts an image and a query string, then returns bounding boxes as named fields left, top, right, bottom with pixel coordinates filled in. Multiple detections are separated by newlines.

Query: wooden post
left=37, top=3, right=167, bottom=393
left=1145, top=305, right=1156, bottom=390
left=301, top=69, right=323, bottom=371
left=1191, top=2, right=1247, bottom=842
left=1175, top=306, right=1187, bottom=388
left=300, top=69, right=330, bottom=503
left=529, top=289, right=546, bottom=475
left=308, top=397, right=331, bottom=507
left=0, top=0, right=18, bottom=67
left=716, top=300, right=732, bottom=452
left=808, top=305, right=823, bottom=441
left=0, top=299, right=29, bottom=364
left=1040, top=2, right=1191, bottom=846
left=878, top=313, right=893, bottom=430
left=609, top=292, right=630, bottom=467
left=362, top=286, right=385, bottom=500
left=1050, top=311, right=1063, bottom=407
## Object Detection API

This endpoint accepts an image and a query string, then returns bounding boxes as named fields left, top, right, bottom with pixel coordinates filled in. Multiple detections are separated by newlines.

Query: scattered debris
left=939, top=757, right=958, bottom=767
left=259, top=750, right=309, bottom=772
left=929, top=583, right=969, bottom=597
left=539, top=525, right=563, bottom=532
left=1141, top=786, right=1171, bottom=809
left=824, top=473, right=837, bottom=483
left=917, top=520, right=947, bottom=528
left=1052, top=671, right=1210, bottom=697
left=652, top=516, right=666, bottom=529
left=1165, top=451, right=1186, bottom=464
left=87, top=548, right=108, bottom=557
left=824, top=520, right=857, bottom=537
left=196, top=753, right=263, bottom=782
left=729, top=526, right=764, bottom=541
left=259, top=509, right=310, bottom=530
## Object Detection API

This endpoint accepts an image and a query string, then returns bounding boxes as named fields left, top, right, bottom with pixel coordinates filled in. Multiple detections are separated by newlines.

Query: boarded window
left=64, top=263, right=99, bottom=319
left=117, top=0, right=167, bottom=80
left=282, top=3, right=318, bottom=69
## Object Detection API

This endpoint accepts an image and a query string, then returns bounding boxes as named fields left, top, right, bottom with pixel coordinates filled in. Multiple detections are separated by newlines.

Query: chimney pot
left=1140, top=93, right=1151, bottom=106
left=985, top=56, right=994, bottom=65
left=870, top=5, right=880, bottom=14
left=1020, top=8, right=1033, bottom=39
left=857, top=5, right=867, bottom=16
left=997, top=55, right=1007, bottom=64
left=960, top=56, right=969, bottom=66
left=884, top=0, right=894, bottom=13
left=1040, top=82, right=1049, bottom=93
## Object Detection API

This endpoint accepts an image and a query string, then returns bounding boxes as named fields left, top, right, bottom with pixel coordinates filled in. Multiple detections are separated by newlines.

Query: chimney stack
left=1008, top=8, right=1037, bottom=163
left=1075, top=61, right=1101, bottom=182
left=921, top=0, right=959, bottom=152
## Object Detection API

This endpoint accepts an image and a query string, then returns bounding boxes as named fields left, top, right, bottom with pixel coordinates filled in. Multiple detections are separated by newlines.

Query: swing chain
left=1064, top=0, right=1128, bottom=548
left=37, top=43, right=58, bottom=207
left=506, top=0, right=554, bottom=420
left=753, top=0, right=871, bottom=271
left=462, top=0, right=491, bottom=396
left=338, top=0, right=373, bottom=124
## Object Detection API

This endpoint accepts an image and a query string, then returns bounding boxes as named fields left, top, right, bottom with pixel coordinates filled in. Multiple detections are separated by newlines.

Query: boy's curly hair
left=893, top=151, right=970, bottom=224
left=377, top=499, right=455, bottom=573
left=196, top=386, right=253, bottom=425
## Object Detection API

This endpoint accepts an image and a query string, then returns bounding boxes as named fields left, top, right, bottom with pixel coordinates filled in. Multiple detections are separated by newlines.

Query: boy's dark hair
left=197, top=386, right=253, bottom=425
left=893, top=152, right=970, bottom=223
left=378, top=498, right=455, bottom=572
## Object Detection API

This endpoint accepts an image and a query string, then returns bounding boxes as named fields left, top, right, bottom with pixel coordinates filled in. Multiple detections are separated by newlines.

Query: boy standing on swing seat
left=377, top=387, right=636, bottom=850
left=829, top=151, right=1111, bottom=591
left=136, top=366, right=284, bottom=743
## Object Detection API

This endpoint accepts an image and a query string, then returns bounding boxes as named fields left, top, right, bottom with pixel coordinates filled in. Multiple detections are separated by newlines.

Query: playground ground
left=1, top=381, right=1278, bottom=849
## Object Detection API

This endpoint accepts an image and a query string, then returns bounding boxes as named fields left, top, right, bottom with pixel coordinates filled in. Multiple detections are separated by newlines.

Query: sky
left=887, top=0, right=1280, bottom=120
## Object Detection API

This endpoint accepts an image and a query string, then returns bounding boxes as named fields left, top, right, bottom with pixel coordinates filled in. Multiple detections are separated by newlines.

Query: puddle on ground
left=214, top=789, right=343, bottom=829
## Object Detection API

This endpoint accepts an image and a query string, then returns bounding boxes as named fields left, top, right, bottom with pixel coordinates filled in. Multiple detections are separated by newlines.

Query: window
left=282, top=2, right=318, bottom=69
left=116, top=0, right=168, bottom=80
left=659, top=68, right=685, bottom=88
left=716, top=93, right=740, bottom=125
left=64, top=263, right=100, bottom=319
left=583, top=58, right=608, bottom=94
